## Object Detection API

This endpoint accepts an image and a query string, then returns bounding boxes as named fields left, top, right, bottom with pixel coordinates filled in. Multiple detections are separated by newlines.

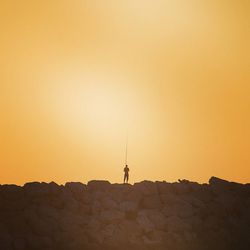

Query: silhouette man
left=123, top=165, right=129, bottom=183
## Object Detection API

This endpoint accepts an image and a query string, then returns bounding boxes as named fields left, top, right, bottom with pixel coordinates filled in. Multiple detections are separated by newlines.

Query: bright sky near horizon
left=0, top=0, right=249, bottom=185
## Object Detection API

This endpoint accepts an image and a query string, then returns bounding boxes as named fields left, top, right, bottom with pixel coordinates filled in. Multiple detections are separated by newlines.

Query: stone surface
left=100, top=210, right=125, bottom=224
left=0, top=177, right=249, bottom=250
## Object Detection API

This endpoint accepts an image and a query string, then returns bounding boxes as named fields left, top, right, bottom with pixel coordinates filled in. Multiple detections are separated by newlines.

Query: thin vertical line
left=125, top=130, right=128, bottom=165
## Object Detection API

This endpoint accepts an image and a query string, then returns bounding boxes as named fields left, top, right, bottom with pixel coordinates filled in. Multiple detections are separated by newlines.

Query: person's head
left=126, top=165, right=128, bottom=167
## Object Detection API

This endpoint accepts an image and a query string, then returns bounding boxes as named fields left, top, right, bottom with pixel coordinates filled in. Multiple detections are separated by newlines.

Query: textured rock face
left=0, top=177, right=250, bottom=250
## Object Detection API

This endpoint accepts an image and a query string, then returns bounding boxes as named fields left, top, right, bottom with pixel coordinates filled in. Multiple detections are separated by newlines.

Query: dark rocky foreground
left=1, top=177, right=250, bottom=250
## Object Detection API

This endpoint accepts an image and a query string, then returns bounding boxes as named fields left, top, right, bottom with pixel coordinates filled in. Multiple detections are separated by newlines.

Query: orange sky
left=0, top=0, right=249, bottom=185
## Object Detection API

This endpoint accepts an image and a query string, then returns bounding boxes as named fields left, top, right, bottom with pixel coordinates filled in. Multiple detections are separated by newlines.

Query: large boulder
left=134, top=181, right=158, bottom=196
left=119, top=201, right=138, bottom=213
left=165, top=216, right=191, bottom=233
left=0, top=234, right=12, bottom=250
left=101, top=197, right=118, bottom=210
left=156, top=181, right=173, bottom=194
left=160, top=193, right=180, bottom=205
left=100, top=210, right=125, bottom=224
left=141, top=195, right=162, bottom=209
left=26, top=234, right=53, bottom=249
left=87, top=180, right=111, bottom=191
left=119, top=220, right=143, bottom=239
left=172, top=182, right=190, bottom=194
left=65, top=182, right=86, bottom=194
left=37, top=205, right=60, bottom=221
left=145, top=230, right=168, bottom=244
left=136, top=211, right=155, bottom=233
left=146, top=210, right=167, bottom=230
left=0, top=184, right=23, bottom=200
left=13, top=237, right=27, bottom=250
left=209, top=176, right=242, bottom=191
left=162, top=201, right=194, bottom=218
left=103, top=227, right=128, bottom=246
left=23, top=182, right=50, bottom=197
left=48, top=181, right=61, bottom=195
left=123, top=189, right=143, bottom=203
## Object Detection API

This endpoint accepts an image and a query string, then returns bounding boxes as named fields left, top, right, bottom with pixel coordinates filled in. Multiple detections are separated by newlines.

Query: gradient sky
left=1, top=0, right=249, bottom=185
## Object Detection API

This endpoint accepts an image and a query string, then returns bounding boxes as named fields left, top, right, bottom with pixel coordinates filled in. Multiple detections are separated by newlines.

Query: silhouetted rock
left=65, top=182, right=86, bottom=193
left=119, top=200, right=138, bottom=213
left=209, top=176, right=242, bottom=191
left=134, top=181, right=158, bottom=195
left=24, top=182, right=50, bottom=196
left=87, top=180, right=111, bottom=191
left=100, top=210, right=125, bottom=224
left=0, top=177, right=250, bottom=250
left=142, top=195, right=162, bottom=209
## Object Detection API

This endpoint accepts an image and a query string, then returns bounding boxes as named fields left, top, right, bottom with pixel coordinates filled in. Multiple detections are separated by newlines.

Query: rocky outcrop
left=1, top=177, right=250, bottom=250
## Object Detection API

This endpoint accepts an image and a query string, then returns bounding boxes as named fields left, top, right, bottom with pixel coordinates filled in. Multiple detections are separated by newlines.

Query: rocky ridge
left=0, top=177, right=250, bottom=250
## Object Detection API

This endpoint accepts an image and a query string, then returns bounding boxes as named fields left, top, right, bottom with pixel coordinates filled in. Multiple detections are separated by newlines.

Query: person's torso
left=124, top=167, right=129, bottom=173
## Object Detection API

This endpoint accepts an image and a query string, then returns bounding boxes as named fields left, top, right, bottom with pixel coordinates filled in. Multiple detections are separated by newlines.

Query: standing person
left=123, top=165, right=129, bottom=183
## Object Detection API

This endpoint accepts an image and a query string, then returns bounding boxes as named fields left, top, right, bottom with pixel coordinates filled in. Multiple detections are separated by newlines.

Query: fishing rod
left=125, top=131, right=128, bottom=166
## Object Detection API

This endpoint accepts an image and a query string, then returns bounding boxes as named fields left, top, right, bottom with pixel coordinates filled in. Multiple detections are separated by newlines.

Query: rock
left=160, top=193, right=180, bottom=204
left=136, top=211, right=155, bottom=233
left=146, top=210, right=167, bottom=230
left=0, top=184, right=23, bottom=200
left=119, top=220, right=143, bottom=239
left=119, top=201, right=138, bottom=213
left=181, top=195, right=205, bottom=209
left=103, top=227, right=128, bottom=246
left=0, top=223, right=8, bottom=234
left=24, top=182, right=50, bottom=196
left=26, top=234, right=53, bottom=249
left=48, top=181, right=61, bottom=194
left=183, top=230, right=197, bottom=243
left=7, top=214, right=29, bottom=235
left=173, top=182, right=190, bottom=194
left=165, top=216, right=191, bottom=233
left=209, top=176, right=242, bottom=191
left=33, top=217, right=58, bottom=237
left=87, top=229, right=104, bottom=244
left=100, top=210, right=125, bottom=224
left=60, top=191, right=79, bottom=211
left=101, top=224, right=117, bottom=238
left=156, top=181, right=173, bottom=194
left=87, top=180, right=111, bottom=191
left=65, top=182, right=86, bottom=193
left=79, top=203, right=91, bottom=214
left=101, top=197, right=118, bottom=210
left=13, top=237, right=27, bottom=250
left=193, top=186, right=213, bottom=203
left=142, top=195, right=162, bottom=209
left=1, top=177, right=250, bottom=249
left=61, top=211, right=89, bottom=229
left=134, top=181, right=158, bottom=195
left=177, top=201, right=194, bottom=218
left=50, top=196, right=64, bottom=209
left=124, top=189, right=143, bottom=203
left=161, top=205, right=177, bottom=217
left=147, top=230, right=167, bottom=243
left=91, top=200, right=102, bottom=214
left=108, top=189, right=124, bottom=203
left=162, top=202, right=194, bottom=219
left=37, top=205, right=60, bottom=221
left=209, top=176, right=230, bottom=185
left=0, top=234, right=12, bottom=250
